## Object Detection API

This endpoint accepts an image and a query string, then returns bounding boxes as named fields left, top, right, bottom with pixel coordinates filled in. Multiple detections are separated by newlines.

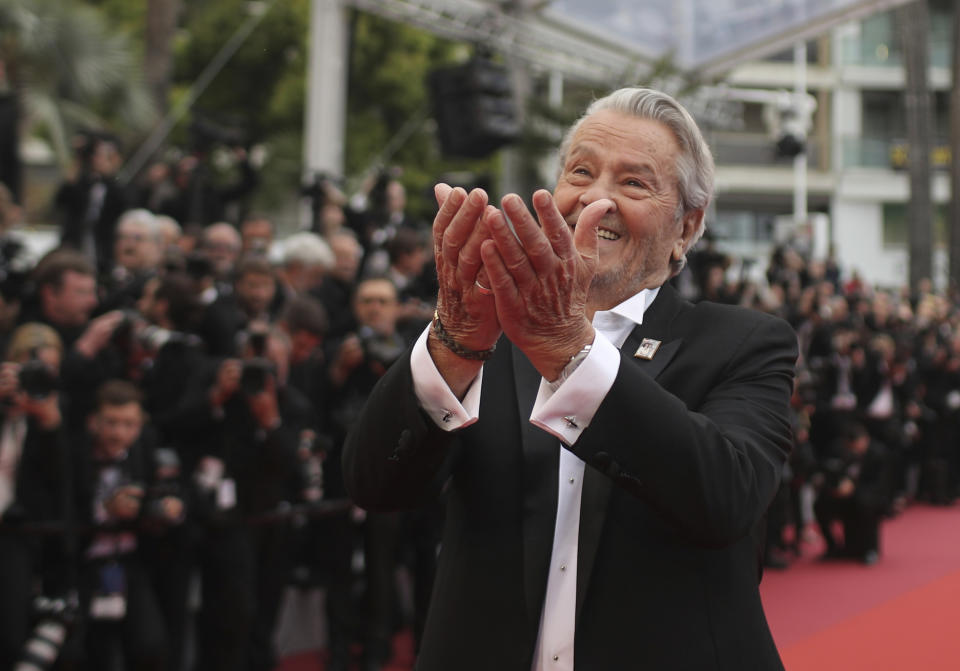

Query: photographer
left=327, top=277, right=434, bottom=671
left=0, top=324, right=66, bottom=671
left=175, top=324, right=314, bottom=671
left=53, top=133, right=128, bottom=277
left=68, top=380, right=177, bottom=671
left=98, top=209, right=164, bottom=314
left=814, top=422, right=892, bottom=565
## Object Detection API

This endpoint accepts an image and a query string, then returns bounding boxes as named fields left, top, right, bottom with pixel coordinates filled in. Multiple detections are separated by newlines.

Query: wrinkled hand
left=432, top=183, right=501, bottom=353
left=481, top=190, right=611, bottom=379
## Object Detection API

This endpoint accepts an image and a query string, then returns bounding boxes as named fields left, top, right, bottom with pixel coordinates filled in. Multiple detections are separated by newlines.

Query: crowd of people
left=0, top=131, right=438, bottom=671
left=685, top=241, right=960, bottom=568
left=0, top=125, right=957, bottom=671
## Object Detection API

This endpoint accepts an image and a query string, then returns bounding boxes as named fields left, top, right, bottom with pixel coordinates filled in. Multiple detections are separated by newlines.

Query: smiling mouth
left=568, top=220, right=622, bottom=241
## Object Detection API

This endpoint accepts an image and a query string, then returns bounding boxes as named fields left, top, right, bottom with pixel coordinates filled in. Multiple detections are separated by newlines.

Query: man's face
left=236, top=271, right=276, bottom=317
left=136, top=277, right=165, bottom=325
left=203, top=229, right=241, bottom=276
left=90, top=141, right=120, bottom=177
left=90, top=402, right=144, bottom=460
left=553, top=110, right=698, bottom=308
left=353, top=279, right=398, bottom=335
left=331, top=235, right=361, bottom=283
left=241, top=219, right=273, bottom=255
left=115, top=222, right=159, bottom=271
left=44, top=271, right=97, bottom=327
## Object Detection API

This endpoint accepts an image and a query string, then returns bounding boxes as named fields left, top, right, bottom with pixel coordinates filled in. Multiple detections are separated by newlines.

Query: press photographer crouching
left=814, top=421, right=892, bottom=565
left=66, top=380, right=180, bottom=671
left=0, top=324, right=68, bottom=671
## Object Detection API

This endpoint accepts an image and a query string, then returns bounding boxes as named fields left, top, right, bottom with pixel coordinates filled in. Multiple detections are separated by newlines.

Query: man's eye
left=625, top=179, right=647, bottom=189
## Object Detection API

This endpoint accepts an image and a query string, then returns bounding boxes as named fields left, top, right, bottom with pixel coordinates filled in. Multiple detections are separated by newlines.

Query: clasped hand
left=432, top=183, right=611, bottom=381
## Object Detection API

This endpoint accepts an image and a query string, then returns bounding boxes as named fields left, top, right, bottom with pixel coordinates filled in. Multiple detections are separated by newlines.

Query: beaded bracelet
left=432, top=311, right=497, bottom=361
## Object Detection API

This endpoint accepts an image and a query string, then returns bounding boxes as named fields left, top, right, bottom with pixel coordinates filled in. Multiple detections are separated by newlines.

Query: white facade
left=711, top=4, right=952, bottom=289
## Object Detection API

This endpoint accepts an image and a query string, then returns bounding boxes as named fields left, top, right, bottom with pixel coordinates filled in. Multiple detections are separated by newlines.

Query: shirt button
left=553, top=655, right=559, bottom=661
left=441, top=410, right=453, bottom=423
left=568, top=477, right=575, bottom=484
left=560, top=564, right=566, bottom=571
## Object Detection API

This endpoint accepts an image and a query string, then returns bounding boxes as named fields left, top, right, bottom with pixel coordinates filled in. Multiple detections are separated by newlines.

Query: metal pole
left=118, top=0, right=275, bottom=185
left=302, top=0, right=350, bottom=228
left=793, top=40, right=808, bottom=228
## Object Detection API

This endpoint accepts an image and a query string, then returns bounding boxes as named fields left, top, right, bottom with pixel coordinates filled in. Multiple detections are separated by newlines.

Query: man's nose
left=578, top=179, right=617, bottom=212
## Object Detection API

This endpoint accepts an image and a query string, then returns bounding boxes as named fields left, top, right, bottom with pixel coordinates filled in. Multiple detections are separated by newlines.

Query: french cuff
left=411, top=325, right=482, bottom=431
left=530, top=333, right=620, bottom=445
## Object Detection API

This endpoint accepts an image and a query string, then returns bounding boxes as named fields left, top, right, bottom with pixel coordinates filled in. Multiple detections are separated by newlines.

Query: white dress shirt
left=411, top=288, right=658, bottom=670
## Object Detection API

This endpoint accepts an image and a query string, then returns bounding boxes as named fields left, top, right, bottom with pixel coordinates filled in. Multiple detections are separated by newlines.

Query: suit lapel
left=513, top=345, right=561, bottom=629
left=575, top=285, right=685, bottom=625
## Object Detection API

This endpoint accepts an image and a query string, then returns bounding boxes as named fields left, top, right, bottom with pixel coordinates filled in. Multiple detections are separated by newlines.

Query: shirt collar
left=597, top=287, right=660, bottom=326
left=592, top=287, right=660, bottom=348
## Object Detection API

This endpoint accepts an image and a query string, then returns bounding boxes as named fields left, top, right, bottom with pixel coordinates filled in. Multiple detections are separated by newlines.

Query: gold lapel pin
left=634, top=338, right=662, bottom=360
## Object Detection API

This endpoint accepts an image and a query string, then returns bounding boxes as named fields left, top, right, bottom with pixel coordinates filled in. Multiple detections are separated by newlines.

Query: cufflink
left=634, top=338, right=662, bottom=360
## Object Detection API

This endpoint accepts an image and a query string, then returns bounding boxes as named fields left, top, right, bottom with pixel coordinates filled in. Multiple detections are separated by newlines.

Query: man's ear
left=39, top=284, right=55, bottom=305
left=678, top=208, right=704, bottom=256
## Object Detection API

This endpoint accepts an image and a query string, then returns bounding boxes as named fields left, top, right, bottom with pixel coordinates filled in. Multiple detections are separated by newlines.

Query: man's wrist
left=431, top=311, right=496, bottom=361
left=549, top=342, right=594, bottom=391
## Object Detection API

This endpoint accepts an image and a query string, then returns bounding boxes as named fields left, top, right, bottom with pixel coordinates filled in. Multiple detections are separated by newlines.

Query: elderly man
left=343, top=88, right=797, bottom=670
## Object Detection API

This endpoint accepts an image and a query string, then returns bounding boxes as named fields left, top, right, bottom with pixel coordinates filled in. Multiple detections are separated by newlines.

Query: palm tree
left=0, top=0, right=155, bottom=170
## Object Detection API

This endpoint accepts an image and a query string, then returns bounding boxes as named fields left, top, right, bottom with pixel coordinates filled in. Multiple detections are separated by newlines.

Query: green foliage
left=345, top=11, right=498, bottom=220
left=173, top=0, right=309, bottom=142
left=1, top=0, right=155, bottom=167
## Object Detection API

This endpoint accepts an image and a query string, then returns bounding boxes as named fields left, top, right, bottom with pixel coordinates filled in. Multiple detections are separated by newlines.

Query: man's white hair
left=282, top=232, right=335, bottom=271
left=117, top=208, right=163, bottom=243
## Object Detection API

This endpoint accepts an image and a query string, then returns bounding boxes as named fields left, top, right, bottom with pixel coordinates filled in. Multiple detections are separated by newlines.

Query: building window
left=882, top=203, right=947, bottom=247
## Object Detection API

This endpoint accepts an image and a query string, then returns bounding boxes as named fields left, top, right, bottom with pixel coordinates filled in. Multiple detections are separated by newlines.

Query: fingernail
left=502, top=194, right=522, bottom=211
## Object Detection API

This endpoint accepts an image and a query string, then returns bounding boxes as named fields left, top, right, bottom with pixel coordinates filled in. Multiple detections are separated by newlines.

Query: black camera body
left=18, top=360, right=58, bottom=399
left=240, top=359, right=274, bottom=396
left=357, top=326, right=405, bottom=368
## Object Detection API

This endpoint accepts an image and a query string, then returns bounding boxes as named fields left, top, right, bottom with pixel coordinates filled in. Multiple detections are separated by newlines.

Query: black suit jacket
left=344, top=284, right=798, bottom=670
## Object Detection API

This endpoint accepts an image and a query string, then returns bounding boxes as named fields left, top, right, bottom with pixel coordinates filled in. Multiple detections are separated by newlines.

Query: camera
left=357, top=326, right=405, bottom=368
left=18, top=359, right=58, bottom=399
left=110, top=309, right=142, bottom=350
left=239, top=329, right=275, bottom=395
left=240, top=359, right=274, bottom=396
left=14, top=593, right=79, bottom=671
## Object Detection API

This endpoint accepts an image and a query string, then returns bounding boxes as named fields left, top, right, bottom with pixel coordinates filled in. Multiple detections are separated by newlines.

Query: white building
left=709, top=0, right=953, bottom=289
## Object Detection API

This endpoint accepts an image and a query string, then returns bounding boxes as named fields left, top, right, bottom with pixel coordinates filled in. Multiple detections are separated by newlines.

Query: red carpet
left=278, top=503, right=960, bottom=671
left=760, top=503, right=960, bottom=670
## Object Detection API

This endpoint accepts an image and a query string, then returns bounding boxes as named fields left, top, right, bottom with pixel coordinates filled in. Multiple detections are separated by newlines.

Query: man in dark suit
left=343, top=87, right=797, bottom=670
